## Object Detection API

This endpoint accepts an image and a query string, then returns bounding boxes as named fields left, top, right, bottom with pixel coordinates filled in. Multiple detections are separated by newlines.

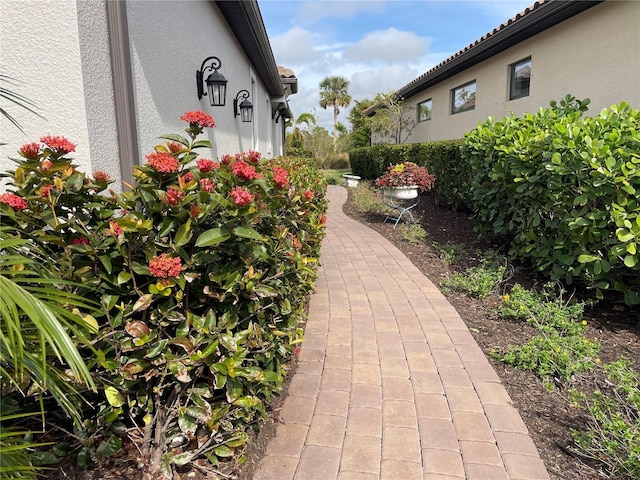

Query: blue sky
left=259, top=0, right=535, bottom=131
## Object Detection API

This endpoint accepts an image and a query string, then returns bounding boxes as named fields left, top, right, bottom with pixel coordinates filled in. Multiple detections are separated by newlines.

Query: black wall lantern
left=196, top=56, right=228, bottom=106
left=234, top=90, right=254, bottom=123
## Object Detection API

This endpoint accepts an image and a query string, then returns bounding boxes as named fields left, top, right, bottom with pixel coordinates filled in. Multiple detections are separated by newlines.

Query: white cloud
left=343, top=28, right=430, bottom=63
left=351, top=66, right=410, bottom=99
left=269, top=27, right=318, bottom=65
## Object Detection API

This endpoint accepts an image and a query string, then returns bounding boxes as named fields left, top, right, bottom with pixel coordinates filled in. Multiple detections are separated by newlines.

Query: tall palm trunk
left=333, top=101, right=339, bottom=149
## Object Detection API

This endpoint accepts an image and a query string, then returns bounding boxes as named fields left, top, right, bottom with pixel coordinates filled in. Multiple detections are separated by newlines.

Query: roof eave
left=215, top=0, right=284, bottom=97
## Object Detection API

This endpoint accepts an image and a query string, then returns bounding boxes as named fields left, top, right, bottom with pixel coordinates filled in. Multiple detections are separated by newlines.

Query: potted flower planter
left=384, top=185, right=419, bottom=200
left=342, top=174, right=361, bottom=187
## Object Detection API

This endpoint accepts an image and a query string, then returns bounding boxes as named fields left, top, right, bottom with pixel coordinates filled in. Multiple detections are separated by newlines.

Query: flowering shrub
left=0, top=192, right=28, bottom=211
left=375, top=161, right=435, bottom=192
left=0, top=112, right=327, bottom=477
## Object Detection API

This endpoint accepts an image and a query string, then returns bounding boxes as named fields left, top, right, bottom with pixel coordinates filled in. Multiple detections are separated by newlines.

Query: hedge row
left=349, top=96, right=640, bottom=304
left=0, top=112, right=328, bottom=477
left=350, top=140, right=467, bottom=210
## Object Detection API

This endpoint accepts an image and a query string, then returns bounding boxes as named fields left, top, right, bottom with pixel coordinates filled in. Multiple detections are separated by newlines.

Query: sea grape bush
left=0, top=111, right=327, bottom=477
left=462, top=96, right=640, bottom=304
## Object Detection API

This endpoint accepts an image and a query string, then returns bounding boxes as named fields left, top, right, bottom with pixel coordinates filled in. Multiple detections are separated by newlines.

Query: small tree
left=369, top=91, right=416, bottom=144
left=347, top=98, right=374, bottom=149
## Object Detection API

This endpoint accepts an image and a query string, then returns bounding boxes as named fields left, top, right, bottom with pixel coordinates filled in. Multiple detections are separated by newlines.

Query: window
left=510, top=58, right=531, bottom=100
left=418, top=99, right=432, bottom=122
left=451, top=81, right=476, bottom=114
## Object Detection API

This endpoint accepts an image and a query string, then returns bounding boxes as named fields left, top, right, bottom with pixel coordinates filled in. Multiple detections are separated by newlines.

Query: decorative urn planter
left=342, top=174, right=361, bottom=187
left=385, top=185, right=420, bottom=200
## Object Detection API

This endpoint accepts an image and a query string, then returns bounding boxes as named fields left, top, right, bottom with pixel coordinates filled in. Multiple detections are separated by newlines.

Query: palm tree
left=286, top=112, right=317, bottom=150
left=0, top=74, right=43, bottom=134
left=0, top=228, right=98, bottom=478
left=318, top=76, right=352, bottom=150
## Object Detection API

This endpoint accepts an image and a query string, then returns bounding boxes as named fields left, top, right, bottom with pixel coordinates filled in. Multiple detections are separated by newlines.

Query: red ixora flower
left=319, top=214, right=327, bottom=225
left=272, top=166, right=290, bottom=189
left=71, top=237, right=89, bottom=245
left=148, top=253, right=184, bottom=279
left=40, top=159, right=53, bottom=172
left=190, top=204, right=201, bottom=218
left=236, top=151, right=262, bottom=164
left=180, top=111, right=215, bottom=129
left=196, top=158, right=220, bottom=173
left=167, top=142, right=183, bottom=154
left=93, top=170, right=111, bottom=182
left=164, top=188, right=184, bottom=205
left=0, top=193, right=27, bottom=211
left=40, top=135, right=76, bottom=155
left=146, top=151, right=180, bottom=173
left=199, top=178, right=216, bottom=192
left=246, top=150, right=261, bottom=163
left=181, top=172, right=195, bottom=184
left=109, top=221, right=123, bottom=236
left=232, top=160, right=258, bottom=181
left=40, top=184, right=56, bottom=198
left=220, top=154, right=234, bottom=165
left=303, top=189, right=314, bottom=201
left=229, top=186, right=254, bottom=207
left=20, top=142, right=40, bottom=159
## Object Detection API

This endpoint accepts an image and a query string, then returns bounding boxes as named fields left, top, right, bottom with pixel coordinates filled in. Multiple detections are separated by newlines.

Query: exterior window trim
left=417, top=98, right=432, bottom=122
left=451, top=80, right=476, bottom=115
left=509, top=57, right=532, bottom=100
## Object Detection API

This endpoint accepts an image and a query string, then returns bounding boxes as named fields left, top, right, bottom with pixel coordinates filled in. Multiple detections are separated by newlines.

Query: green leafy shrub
left=432, top=242, right=465, bottom=265
left=350, top=181, right=386, bottom=214
left=441, top=254, right=506, bottom=298
left=399, top=223, right=427, bottom=244
left=0, top=112, right=327, bottom=476
left=493, top=283, right=600, bottom=385
left=570, top=358, right=640, bottom=479
left=463, top=95, right=640, bottom=304
left=328, top=155, right=350, bottom=170
left=285, top=147, right=313, bottom=158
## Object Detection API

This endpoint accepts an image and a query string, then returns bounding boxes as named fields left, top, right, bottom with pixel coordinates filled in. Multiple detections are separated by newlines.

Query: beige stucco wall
left=0, top=0, right=120, bottom=185
left=407, top=0, right=640, bottom=143
left=0, top=0, right=285, bottom=192
left=125, top=1, right=277, bottom=162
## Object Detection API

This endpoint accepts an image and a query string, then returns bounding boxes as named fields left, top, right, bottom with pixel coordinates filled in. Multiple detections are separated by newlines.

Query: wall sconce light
left=234, top=90, right=254, bottom=123
left=196, top=56, right=228, bottom=106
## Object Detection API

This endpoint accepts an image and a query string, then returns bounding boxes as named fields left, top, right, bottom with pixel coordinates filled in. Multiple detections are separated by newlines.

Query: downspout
left=106, top=0, right=139, bottom=188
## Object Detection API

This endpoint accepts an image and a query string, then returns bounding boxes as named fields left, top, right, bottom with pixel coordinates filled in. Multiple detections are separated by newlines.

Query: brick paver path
left=253, top=185, right=549, bottom=480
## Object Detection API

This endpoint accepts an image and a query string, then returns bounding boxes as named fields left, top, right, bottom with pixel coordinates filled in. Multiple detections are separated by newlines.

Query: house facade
left=373, top=0, right=639, bottom=144
left=0, top=0, right=295, bottom=190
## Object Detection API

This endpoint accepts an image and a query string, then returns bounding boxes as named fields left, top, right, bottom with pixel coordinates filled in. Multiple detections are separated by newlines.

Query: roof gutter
left=215, top=0, right=284, bottom=97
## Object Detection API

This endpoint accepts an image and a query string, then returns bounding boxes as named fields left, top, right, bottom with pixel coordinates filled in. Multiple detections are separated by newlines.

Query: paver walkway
left=253, top=185, right=550, bottom=480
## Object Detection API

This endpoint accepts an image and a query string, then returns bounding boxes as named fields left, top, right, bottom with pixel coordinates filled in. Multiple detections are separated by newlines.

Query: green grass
left=321, top=169, right=351, bottom=185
